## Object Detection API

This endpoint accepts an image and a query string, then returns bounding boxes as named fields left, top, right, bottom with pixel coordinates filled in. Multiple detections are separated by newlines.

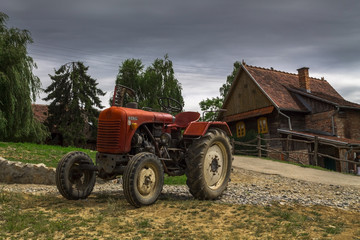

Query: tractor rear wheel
left=186, top=128, right=232, bottom=200
left=56, top=151, right=96, bottom=200
left=123, top=152, right=164, bottom=207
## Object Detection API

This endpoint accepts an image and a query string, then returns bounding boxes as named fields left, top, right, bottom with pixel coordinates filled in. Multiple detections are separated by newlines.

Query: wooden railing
left=232, top=135, right=360, bottom=172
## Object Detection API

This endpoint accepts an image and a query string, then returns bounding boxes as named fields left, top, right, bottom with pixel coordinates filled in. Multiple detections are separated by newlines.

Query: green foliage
left=199, top=61, right=241, bottom=121
left=43, top=62, right=105, bottom=146
left=0, top=12, right=49, bottom=143
left=199, top=97, right=223, bottom=121
left=111, top=58, right=143, bottom=105
left=220, top=61, right=241, bottom=99
left=115, top=54, right=184, bottom=112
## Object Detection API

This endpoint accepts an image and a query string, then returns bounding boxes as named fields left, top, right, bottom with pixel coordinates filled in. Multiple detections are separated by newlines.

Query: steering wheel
left=158, top=97, right=183, bottom=113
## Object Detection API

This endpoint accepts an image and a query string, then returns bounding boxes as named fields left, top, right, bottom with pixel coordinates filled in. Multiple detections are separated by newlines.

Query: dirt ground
left=1, top=166, right=360, bottom=239
left=233, top=155, right=360, bottom=187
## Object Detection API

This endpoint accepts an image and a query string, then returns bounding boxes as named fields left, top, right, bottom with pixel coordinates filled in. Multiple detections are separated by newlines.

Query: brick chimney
left=297, top=67, right=310, bottom=92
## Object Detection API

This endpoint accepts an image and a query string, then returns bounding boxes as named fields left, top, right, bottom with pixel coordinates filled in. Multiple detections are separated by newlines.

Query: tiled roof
left=244, top=65, right=360, bottom=111
left=32, top=104, right=48, bottom=123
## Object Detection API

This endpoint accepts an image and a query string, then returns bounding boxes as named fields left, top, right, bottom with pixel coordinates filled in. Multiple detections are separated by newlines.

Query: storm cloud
left=2, top=0, right=360, bottom=111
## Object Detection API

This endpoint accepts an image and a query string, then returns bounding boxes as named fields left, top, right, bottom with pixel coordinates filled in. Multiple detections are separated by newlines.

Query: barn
left=219, top=62, right=360, bottom=172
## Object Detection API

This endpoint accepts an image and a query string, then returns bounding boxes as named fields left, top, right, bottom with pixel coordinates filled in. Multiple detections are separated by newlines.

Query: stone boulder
left=0, top=157, right=55, bottom=185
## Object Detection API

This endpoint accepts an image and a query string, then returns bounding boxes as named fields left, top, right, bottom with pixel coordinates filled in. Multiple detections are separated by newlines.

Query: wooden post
left=257, top=135, right=262, bottom=158
left=285, top=135, right=291, bottom=161
left=314, top=136, right=318, bottom=166
left=231, top=138, right=235, bottom=155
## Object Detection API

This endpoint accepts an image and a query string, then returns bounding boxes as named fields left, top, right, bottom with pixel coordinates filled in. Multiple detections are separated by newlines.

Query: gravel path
left=1, top=165, right=359, bottom=211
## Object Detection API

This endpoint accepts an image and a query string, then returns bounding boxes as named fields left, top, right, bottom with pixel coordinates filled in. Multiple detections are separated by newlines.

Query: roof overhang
left=286, top=86, right=360, bottom=111
left=224, top=106, right=274, bottom=122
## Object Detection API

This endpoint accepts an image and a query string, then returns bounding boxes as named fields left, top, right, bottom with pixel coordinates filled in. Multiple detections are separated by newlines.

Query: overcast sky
left=2, top=0, right=360, bottom=111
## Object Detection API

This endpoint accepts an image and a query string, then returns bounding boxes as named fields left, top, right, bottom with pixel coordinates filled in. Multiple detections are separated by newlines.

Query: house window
left=257, top=117, right=268, bottom=134
left=236, top=121, right=246, bottom=137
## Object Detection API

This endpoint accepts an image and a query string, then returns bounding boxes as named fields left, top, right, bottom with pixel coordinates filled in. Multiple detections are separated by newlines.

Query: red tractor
left=56, top=85, right=233, bottom=207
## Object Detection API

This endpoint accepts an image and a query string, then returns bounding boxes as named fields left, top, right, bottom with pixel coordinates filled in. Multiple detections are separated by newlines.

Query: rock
left=0, top=157, right=55, bottom=185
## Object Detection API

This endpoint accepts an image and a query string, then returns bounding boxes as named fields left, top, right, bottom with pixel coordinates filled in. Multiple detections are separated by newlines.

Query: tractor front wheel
left=123, top=152, right=164, bottom=207
left=56, top=151, right=96, bottom=200
left=186, top=128, right=232, bottom=200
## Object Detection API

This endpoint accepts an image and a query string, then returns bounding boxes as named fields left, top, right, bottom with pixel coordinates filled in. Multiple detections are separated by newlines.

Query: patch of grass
left=0, top=193, right=73, bottom=238
left=135, top=218, right=152, bottom=228
left=0, top=141, right=95, bottom=168
left=164, top=174, right=187, bottom=185
left=323, top=224, right=343, bottom=235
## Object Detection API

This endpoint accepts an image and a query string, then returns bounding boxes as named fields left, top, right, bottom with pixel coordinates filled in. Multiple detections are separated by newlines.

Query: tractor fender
left=183, top=121, right=232, bottom=137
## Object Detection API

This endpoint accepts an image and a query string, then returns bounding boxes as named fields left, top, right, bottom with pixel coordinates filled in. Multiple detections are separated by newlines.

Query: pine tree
left=44, top=62, right=105, bottom=146
left=0, top=12, right=48, bottom=142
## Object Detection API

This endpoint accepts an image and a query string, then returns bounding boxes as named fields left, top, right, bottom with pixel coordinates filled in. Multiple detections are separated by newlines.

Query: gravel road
left=1, top=156, right=359, bottom=211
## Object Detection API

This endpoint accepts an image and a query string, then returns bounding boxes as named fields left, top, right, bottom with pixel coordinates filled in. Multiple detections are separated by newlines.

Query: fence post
left=257, top=135, right=262, bottom=158
left=285, top=135, right=291, bottom=161
left=231, top=138, right=235, bottom=155
left=314, top=136, right=318, bottom=166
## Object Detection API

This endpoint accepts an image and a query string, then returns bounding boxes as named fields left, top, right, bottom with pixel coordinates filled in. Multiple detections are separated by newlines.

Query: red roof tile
left=31, top=104, right=48, bottom=123
left=243, top=65, right=360, bottom=111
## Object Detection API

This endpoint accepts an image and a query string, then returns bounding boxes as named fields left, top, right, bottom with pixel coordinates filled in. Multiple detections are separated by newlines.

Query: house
left=31, top=104, right=97, bottom=149
left=219, top=62, right=360, bottom=172
left=32, top=104, right=49, bottom=123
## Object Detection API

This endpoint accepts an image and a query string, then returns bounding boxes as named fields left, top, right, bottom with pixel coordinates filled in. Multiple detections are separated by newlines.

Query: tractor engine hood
left=97, top=106, right=174, bottom=154
left=99, top=106, right=175, bottom=124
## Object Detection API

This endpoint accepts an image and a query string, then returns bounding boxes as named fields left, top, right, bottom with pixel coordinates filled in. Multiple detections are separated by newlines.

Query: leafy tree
left=199, top=61, right=241, bottom=121
left=115, top=55, right=184, bottom=112
left=113, top=58, right=143, bottom=105
left=220, top=61, right=241, bottom=99
left=0, top=12, right=48, bottom=142
left=199, top=97, right=223, bottom=121
left=44, top=62, right=105, bottom=146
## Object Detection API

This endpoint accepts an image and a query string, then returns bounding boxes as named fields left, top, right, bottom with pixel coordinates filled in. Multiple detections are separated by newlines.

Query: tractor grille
left=97, top=120, right=121, bottom=152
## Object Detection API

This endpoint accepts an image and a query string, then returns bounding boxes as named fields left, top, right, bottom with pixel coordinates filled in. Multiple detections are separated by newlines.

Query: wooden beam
left=314, top=136, right=318, bottom=166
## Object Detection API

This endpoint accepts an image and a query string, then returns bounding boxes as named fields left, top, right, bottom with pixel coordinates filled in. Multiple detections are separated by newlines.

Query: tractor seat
left=168, top=111, right=201, bottom=129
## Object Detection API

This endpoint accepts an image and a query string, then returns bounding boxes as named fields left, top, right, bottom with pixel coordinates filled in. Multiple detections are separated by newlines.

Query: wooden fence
left=233, top=135, right=360, bottom=173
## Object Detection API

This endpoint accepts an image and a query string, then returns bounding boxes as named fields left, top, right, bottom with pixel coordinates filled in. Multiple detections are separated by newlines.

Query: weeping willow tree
left=0, top=12, right=48, bottom=142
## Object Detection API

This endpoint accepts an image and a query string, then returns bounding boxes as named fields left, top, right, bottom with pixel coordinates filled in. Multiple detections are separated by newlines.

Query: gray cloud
left=2, top=0, right=360, bottom=110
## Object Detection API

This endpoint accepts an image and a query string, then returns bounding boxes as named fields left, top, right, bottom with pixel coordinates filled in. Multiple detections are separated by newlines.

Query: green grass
left=0, top=141, right=96, bottom=168
left=164, top=174, right=187, bottom=185
left=0, top=141, right=186, bottom=185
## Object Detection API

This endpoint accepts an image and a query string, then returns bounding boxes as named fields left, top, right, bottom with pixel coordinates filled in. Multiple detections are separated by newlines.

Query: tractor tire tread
left=55, top=151, right=95, bottom=200
left=185, top=128, right=232, bottom=200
